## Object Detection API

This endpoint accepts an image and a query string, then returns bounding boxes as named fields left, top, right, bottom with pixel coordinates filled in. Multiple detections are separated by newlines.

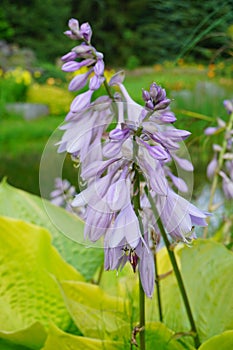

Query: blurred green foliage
left=0, top=0, right=232, bottom=66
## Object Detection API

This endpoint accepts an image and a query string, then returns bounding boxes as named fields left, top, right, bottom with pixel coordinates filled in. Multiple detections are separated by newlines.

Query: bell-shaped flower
left=136, top=239, right=155, bottom=298
left=137, top=148, right=168, bottom=196
left=138, top=138, right=169, bottom=161
left=107, top=203, right=142, bottom=249
left=224, top=99, right=233, bottom=114
left=62, top=61, right=82, bottom=72
left=89, top=75, right=105, bottom=91
left=171, top=153, right=194, bottom=172
left=80, top=22, right=92, bottom=43
left=68, top=18, right=82, bottom=38
left=106, top=173, right=131, bottom=211
left=156, top=189, right=208, bottom=241
left=61, top=51, right=78, bottom=63
left=81, top=158, right=120, bottom=181
left=72, top=44, right=96, bottom=58
left=207, top=155, right=218, bottom=180
left=104, top=241, right=128, bottom=271
left=68, top=69, right=93, bottom=91
left=84, top=200, right=114, bottom=241
left=108, top=70, right=125, bottom=86
left=166, top=171, right=188, bottom=193
left=94, top=59, right=105, bottom=76
left=219, top=171, right=233, bottom=199
left=70, top=90, right=93, bottom=113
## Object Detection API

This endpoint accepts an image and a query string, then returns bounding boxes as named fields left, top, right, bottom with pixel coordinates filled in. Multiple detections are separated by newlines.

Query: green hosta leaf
left=42, top=322, right=195, bottom=350
left=0, top=323, right=46, bottom=350
left=0, top=338, right=31, bottom=350
left=146, top=322, right=195, bottom=350
left=0, top=216, right=83, bottom=349
left=198, top=331, right=233, bottom=350
left=60, top=281, right=131, bottom=341
left=147, top=240, right=233, bottom=344
left=0, top=179, right=104, bottom=280
left=42, top=324, right=124, bottom=350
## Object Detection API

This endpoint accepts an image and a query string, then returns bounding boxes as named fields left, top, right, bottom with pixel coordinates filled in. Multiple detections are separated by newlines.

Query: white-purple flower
left=58, top=18, right=209, bottom=297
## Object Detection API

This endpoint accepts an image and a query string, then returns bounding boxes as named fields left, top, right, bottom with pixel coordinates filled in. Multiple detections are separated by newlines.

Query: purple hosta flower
left=226, top=160, right=233, bottom=180
left=204, top=118, right=226, bottom=135
left=68, top=69, right=93, bottom=91
left=62, top=19, right=106, bottom=120
left=207, top=154, right=218, bottom=180
left=62, top=58, right=96, bottom=73
left=205, top=100, right=233, bottom=199
left=166, top=170, right=189, bottom=193
left=59, top=20, right=209, bottom=297
left=61, top=51, right=78, bottom=63
left=57, top=97, right=113, bottom=165
left=219, top=171, right=233, bottom=199
left=64, top=19, right=92, bottom=43
left=50, top=177, right=82, bottom=213
left=104, top=233, right=155, bottom=298
left=156, top=189, right=209, bottom=242
left=143, top=83, right=170, bottom=111
left=70, top=89, right=93, bottom=113
left=80, top=22, right=92, bottom=43
left=224, top=99, right=233, bottom=114
left=142, top=83, right=176, bottom=124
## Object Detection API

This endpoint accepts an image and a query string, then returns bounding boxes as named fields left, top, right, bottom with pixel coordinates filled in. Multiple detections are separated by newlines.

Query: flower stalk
left=59, top=18, right=209, bottom=349
left=145, top=186, right=201, bottom=349
left=132, top=165, right=146, bottom=349
left=154, top=250, right=163, bottom=322
left=204, top=110, right=233, bottom=238
left=139, top=275, right=146, bottom=350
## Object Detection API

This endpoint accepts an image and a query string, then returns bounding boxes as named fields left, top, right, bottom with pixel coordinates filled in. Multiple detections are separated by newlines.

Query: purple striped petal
left=94, top=60, right=105, bottom=76
left=68, top=70, right=92, bottom=91
left=70, top=90, right=93, bottom=113
left=108, top=70, right=125, bottom=86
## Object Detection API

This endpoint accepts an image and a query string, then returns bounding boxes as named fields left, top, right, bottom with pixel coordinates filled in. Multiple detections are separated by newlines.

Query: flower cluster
left=61, top=18, right=105, bottom=115
left=50, top=177, right=76, bottom=212
left=58, top=18, right=208, bottom=297
left=205, top=99, right=233, bottom=199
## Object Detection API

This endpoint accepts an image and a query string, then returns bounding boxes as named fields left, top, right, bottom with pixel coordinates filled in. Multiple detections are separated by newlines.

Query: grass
left=0, top=63, right=232, bottom=195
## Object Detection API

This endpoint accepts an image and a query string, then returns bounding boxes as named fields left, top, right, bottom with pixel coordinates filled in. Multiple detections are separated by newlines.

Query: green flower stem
left=145, top=186, right=201, bottom=349
left=132, top=164, right=145, bottom=350
left=103, top=78, right=114, bottom=99
left=154, top=251, right=163, bottom=322
left=139, top=275, right=146, bottom=349
left=204, top=111, right=233, bottom=238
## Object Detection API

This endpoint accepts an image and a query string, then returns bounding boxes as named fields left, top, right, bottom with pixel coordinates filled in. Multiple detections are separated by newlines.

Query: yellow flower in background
left=33, top=70, right=42, bottom=78
left=4, top=67, right=32, bottom=86
left=46, top=77, right=55, bottom=85
left=153, top=64, right=163, bottom=72
left=207, top=70, right=215, bottom=78
left=177, top=58, right=184, bottom=66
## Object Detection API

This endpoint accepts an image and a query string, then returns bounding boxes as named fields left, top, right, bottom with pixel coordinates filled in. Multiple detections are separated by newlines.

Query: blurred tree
left=0, top=0, right=232, bottom=65
left=0, top=0, right=72, bottom=62
left=138, top=0, right=233, bottom=64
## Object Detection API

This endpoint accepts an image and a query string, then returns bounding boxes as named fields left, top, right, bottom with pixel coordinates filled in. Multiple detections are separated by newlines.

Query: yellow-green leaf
left=198, top=331, right=233, bottom=350
left=60, top=281, right=131, bottom=341
left=147, top=240, right=233, bottom=344
left=0, top=216, right=83, bottom=349
left=0, top=179, right=104, bottom=280
left=42, top=324, right=124, bottom=350
left=146, top=322, right=195, bottom=350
